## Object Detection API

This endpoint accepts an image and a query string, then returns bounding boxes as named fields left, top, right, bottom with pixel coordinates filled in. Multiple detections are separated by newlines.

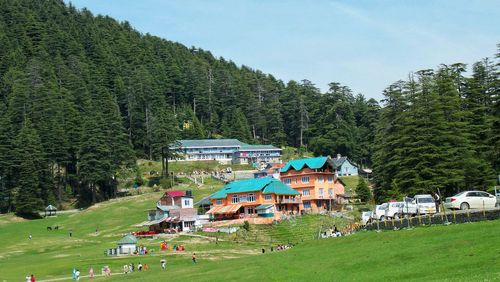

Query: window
left=264, top=194, right=272, bottom=201
left=294, top=178, right=298, bottom=184
left=303, top=201, right=311, bottom=209
left=327, top=175, right=334, bottom=182
left=328, top=188, right=333, bottom=196
left=248, top=193, right=256, bottom=202
left=216, top=200, right=223, bottom=205
left=317, top=175, right=324, bottom=182
left=283, top=178, right=291, bottom=185
left=302, top=176, right=310, bottom=183
left=232, top=194, right=239, bottom=204
left=184, top=199, right=190, bottom=206
left=239, top=194, right=247, bottom=202
left=302, top=189, right=310, bottom=196
left=319, top=188, right=324, bottom=196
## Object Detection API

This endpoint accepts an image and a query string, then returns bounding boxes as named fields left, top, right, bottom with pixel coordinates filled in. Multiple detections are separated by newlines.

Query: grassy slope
left=99, top=220, right=500, bottom=282
left=0, top=178, right=223, bottom=281
left=339, top=176, right=360, bottom=194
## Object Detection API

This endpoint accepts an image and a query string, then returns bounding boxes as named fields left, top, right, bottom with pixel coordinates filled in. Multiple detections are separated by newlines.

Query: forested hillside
left=373, top=59, right=499, bottom=201
left=0, top=0, right=497, bottom=216
left=0, top=0, right=378, bottom=215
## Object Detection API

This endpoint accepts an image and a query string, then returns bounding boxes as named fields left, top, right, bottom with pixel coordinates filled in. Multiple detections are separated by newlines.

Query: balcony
left=278, top=198, right=302, bottom=204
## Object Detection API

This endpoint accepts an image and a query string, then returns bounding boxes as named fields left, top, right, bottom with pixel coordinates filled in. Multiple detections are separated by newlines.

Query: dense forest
left=0, top=0, right=378, bottom=215
left=0, top=0, right=497, bottom=216
left=373, top=59, right=499, bottom=202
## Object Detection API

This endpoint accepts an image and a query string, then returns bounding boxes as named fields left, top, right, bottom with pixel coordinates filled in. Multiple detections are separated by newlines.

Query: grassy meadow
left=98, top=220, right=500, bottom=282
left=1, top=171, right=498, bottom=282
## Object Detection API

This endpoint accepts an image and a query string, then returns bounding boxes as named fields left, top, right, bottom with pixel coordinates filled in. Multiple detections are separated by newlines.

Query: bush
left=159, top=178, right=172, bottom=189
left=242, top=220, right=250, bottom=231
left=148, top=177, right=161, bottom=187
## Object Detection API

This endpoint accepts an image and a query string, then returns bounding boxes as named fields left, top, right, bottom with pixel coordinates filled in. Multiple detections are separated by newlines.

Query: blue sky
left=67, top=0, right=499, bottom=100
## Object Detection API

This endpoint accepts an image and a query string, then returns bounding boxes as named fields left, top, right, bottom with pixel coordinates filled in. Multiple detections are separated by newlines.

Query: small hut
left=117, top=234, right=138, bottom=255
left=45, top=205, right=57, bottom=217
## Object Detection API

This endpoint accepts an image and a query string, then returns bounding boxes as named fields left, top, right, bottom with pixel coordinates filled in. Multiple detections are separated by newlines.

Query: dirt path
left=38, top=272, right=125, bottom=282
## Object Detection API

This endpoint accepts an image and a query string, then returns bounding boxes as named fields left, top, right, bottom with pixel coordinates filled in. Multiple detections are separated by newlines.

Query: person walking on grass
left=161, top=259, right=166, bottom=270
left=30, top=274, right=36, bottom=282
left=89, top=267, right=94, bottom=279
left=192, top=253, right=197, bottom=264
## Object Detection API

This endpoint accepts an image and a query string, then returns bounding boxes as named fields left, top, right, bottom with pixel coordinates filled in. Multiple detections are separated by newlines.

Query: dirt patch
left=0, top=215, right=27, bottom=225
left=53, top=254, right=70, bottom=258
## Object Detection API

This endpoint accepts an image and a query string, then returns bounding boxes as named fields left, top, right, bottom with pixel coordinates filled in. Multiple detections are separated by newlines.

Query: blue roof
left=281, top=156, right=330, bottom=173
left=175, top=139, right=246, bottom=148
left=210, top=178, right=298, bottom=199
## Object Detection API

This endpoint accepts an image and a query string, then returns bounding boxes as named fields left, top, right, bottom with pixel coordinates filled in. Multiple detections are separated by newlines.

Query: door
left=468, top=192, right=482, bottom=208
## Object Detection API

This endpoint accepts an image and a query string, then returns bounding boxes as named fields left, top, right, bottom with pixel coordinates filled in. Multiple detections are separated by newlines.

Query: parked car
left=361, top=211, right=373, bottom=225
left=404, top=194, right=436, bottom=215
left=385, top=202, right=405, bottom=219
left=444, top=191, right=497, bottom=210
left=495, top=188, right=500, bottom=207
left=373, top=203, right=388, bottom=221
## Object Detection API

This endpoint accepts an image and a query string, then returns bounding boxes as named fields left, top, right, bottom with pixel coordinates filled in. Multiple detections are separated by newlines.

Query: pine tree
left=78, top=108, right=111, bottom=205
left=13, top=118, right=44, bottom=218
left=355, top=177, right=371, bottom=203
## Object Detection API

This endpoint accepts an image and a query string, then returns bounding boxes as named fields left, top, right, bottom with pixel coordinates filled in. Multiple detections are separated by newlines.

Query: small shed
left=45, top=205, right=57, bottom=217
left=256, top=204, right=274, bottom=217
left=117, top=234, right=138, bottom=255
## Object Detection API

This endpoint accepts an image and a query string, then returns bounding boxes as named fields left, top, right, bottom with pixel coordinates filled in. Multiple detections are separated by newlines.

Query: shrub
left=242, top=220, right=250, bottom=231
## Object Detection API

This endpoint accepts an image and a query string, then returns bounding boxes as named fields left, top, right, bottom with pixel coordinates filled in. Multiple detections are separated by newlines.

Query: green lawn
left=97, top=220, right=500, bottom=282
left=1, top=184, right=499, bottom=282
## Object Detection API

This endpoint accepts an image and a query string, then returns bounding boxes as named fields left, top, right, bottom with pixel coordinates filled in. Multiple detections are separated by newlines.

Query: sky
left=67, top=0, right=499, bottom=101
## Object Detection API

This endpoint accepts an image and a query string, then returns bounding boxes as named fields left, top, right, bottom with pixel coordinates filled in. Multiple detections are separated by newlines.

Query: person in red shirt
left=30, top=274, right=35, bottom=282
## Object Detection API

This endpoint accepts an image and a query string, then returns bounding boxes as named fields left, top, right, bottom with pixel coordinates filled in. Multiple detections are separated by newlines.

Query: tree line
left=0, top=0, right=378, bottom=216
left=373, top=55, right=499, bottom=202
left=0, top=0, right=496, bottom=216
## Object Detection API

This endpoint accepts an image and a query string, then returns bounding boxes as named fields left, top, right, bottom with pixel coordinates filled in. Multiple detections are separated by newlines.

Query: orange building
left=207, top=178, right=300, bottom=220
left=280, top=156, right=345, bottom=213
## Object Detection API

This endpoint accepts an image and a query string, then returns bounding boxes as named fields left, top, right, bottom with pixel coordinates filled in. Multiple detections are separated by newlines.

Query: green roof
left=175, top=139, right=246, bottom=148
left=262, top=179, right=299, bottom=195
left=255, top=204, right=273, bottom=210
left=281, top=156, right=331, bottom=172
left=210, top=178, right=299, bottom=199
left=117, top=234, right=138, bottom=245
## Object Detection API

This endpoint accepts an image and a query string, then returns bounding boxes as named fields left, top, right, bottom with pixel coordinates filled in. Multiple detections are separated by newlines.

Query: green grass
left=339, top=175, right=360, bottom=193
left=1, top=184, right=499, bottom=281
left=101, top=220, right=500, bottom=282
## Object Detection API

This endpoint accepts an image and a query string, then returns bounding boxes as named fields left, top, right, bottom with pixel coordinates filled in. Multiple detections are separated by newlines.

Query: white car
left=385, top=202, right=405, bottom=219
left=495, top=188, right=500, bottom=207
left=373, top=203, right=388, bottom=221
left=444, top=191, right=497, bottom=210
left=406, top=194, right=436, bottom=214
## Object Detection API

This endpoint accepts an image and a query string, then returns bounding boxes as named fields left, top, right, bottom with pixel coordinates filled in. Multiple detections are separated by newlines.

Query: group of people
left=262, top=244, right=294, bottom=253
left=133, top=245, right=149, bottom=255
left=123, top=262, right=149, bottom=274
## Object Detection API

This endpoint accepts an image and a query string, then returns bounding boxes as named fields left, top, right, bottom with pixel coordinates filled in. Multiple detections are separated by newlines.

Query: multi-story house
left=141, top=190, right=198, bottom=232
left=206, top=177, right=300, bottom=220
left=170, top=139, right=281, bottom=165
left=280, top=156, right=345, bottom=213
